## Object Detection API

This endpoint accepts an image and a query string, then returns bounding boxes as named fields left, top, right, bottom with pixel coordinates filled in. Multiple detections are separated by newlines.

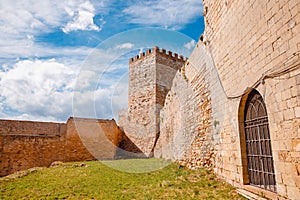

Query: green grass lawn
left=0, top=159, right=245, bottom=200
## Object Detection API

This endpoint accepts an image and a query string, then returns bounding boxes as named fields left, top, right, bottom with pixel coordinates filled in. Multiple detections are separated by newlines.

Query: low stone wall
left=0, top=118, right=122, bottom=176
left=65, top=118, right=120, bottom=161
left=0, top=120, right=67, bottom=176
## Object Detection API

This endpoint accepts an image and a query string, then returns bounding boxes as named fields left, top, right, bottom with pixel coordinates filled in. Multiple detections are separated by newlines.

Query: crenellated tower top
left=129, top=46, right=187, bottom=64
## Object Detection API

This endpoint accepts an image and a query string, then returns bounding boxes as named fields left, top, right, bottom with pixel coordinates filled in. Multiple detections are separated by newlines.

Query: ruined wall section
left=0, top=118, right=121, bottom=176
left=119, top=47, right=185, bottom=156
left=202, top=0, right=300, bottom=198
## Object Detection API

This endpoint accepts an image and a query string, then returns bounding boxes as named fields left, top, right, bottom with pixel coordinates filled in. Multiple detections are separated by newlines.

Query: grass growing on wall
left=0, top=159, right=245, bottom=200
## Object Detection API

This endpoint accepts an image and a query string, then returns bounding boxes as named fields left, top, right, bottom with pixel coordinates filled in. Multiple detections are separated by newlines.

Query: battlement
left=129, top=46, right=187, bottom=64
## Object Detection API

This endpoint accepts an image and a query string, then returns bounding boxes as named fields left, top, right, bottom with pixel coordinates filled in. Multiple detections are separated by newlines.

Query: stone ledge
left=238, top=185, right=278, bottom=200
left=237, top=189, right=269, bottom=200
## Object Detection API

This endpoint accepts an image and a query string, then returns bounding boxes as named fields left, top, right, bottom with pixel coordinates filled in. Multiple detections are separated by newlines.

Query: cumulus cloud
left=115, top=43, right=135, bottom=50
left=0, top=0, right=106, bottom=63
left=184, top=40, right=196, bottom=50
left=72, top=75, right=128, bottom=121
left=73, top=89, right=112, bottom=119
left=0, top=0, right=104, bottom=36
left=0, top=0, right=70, bottom=40
left=62, top=1, right=103, bottom=33
left=0, top=56, right=128, bottom=122
left=0, top=59, right=76, bottom=121
left=123, top=0, right=203, bottom=30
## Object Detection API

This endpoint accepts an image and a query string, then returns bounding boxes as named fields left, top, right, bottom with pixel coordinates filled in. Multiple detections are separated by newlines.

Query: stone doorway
left=244, top=89, right=276, bottom=193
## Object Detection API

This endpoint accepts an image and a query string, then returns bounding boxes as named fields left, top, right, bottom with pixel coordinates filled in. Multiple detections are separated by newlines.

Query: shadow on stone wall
left=116, top=133, right=146, bottom=159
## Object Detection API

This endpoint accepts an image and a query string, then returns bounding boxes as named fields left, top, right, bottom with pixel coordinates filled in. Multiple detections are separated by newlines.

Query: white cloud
left=0, top=0, right=108, bottom=76
left=184, top=40, right=196, bottom=50
left=115, top=43, right=135, bottom=49
left=72, top=78, right=128, bottom=121
left=0, top=0, right=68, bottom=38
left=123, top=0, right=203, bottom=30
left=0, top=0, right=106, bottom=61
left=73, top=89, right=112, bottom=119
left=0, top=59, right=76, bottom=121
left=62, top=1, right=103, bottom=33
left=0, top=55, right=129, bottom=122
left=0, top=0, right=105, bottom=37
left=74, top=69, right=99, bottom=90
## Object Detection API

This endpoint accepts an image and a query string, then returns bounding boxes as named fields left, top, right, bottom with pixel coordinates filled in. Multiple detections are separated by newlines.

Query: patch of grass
left=102, top=158, right=171, bottom=173
left=0, top=159, right=246, bottom=200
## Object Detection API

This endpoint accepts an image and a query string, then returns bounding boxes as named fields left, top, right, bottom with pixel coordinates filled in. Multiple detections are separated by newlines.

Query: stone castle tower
left=119, top=46, right=186, bottom=156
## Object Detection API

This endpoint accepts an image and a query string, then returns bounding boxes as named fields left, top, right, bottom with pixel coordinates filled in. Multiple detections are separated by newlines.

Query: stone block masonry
left=65, top=118, right=121, bottom=161
left=0, top=118, right=123, bottom=176
left=119, top=46, right=187, bottom=156
left=199, top=0, right=300, bottom=199
left=154, top=54, right=213, bottom=169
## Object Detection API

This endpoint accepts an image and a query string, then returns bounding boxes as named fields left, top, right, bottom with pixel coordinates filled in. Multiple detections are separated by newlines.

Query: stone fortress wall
left=0, top=118, right=127, bottom=176
left=199, top=0, right=300, bottom=199
left=0, top=120, right=68, bottom=176
left=154, top=44, right=214, bottom=169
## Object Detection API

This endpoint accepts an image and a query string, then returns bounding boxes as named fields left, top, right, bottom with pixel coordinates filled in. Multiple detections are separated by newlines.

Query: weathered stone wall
left=0, top=135, right=64, bottom=177
left=124, top=49, right=157, bottom=156
left=201, top=0, right=300, bottom=199
left=65, top=118, right=120, bottom=161
left=0, top=120, right=67, bottom=176
left=0, top=118, right=121, bottom=176
left=119, top=47, right=186, bottom=156
left=154, top=50, right=213, bottom=169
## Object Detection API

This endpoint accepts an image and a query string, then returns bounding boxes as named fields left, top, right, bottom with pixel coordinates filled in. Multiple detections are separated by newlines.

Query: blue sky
left=0, top=0, right=204, bottom=122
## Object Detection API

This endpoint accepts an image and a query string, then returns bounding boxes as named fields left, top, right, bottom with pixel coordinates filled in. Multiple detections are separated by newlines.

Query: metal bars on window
left=244, top=90, right=276, bottom=193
